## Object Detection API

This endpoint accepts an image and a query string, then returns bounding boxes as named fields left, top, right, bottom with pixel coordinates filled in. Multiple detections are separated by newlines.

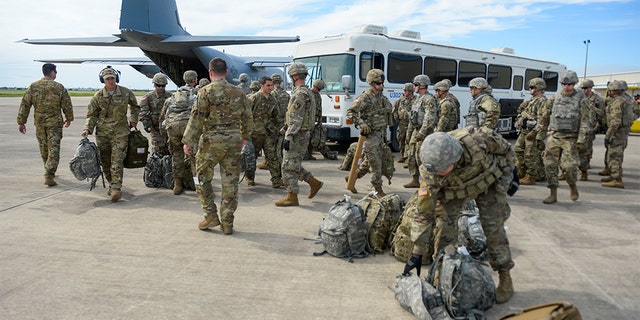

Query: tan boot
left=403, top=162, right=409, bottom=168
left=569, top=183, right=579, bottom=201
left=44, top=176, right=57, bottom=186
left=579, top=170, right=588, bottom=181
left=221, top=224, right=233, bottom=235
left=602, top=178, right=624, bottom=189
left=403, top=176, right=420, bottom=188
left=558, top=173, right=566, bottom=181
left=257, top=161, right=268, bottom=170
left=496, top=270, right=514, bottom=304
left=598, top=168, right=611, bottom=176
left=543, top=186, right=557, bottom=204
left=173, top=178, right=184, bottom=195
left=198, top=215, right=221, bottom=230
left=306, top=176, right=323, bottom=199
left=396, top=156, right=406, bottom=163
left=374, top=186, right=386, bottom=198
left=519, top=174, right=536, bottom=185
left=275, top=192, right=299, bottom=207
left=601, top=176, right=614, bottom=183
left=110, top=189, right=122, bottom=202
left=246, top=178, right=256, bottom=186
left=272, top=179, right=284, bottom=189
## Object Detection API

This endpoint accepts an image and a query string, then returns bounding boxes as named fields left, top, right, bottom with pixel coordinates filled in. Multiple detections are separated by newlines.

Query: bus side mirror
left=342, top=75, right=352, bottom=91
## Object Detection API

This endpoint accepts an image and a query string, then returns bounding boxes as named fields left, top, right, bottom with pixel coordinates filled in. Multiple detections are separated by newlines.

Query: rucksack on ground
left=124, top=129, right=149, bottom=168
left=143, top=153, right=174, bottom=189
left=357, top=192, right=404, bottom=254
left=427, top=245, right=496, bottom=319
left=161, top=154, right=173, bottom=189
left=390, top=273, right=452, bottom=320
left=69, top=137, right=104, bottom=190
left=499, top=301, right=582, bottom=320
left=314, top=196, right=368, bottom=262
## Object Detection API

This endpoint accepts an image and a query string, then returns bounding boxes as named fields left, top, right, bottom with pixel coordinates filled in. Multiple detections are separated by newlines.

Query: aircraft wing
left=242, top=56, right=293, bottom=68
left=18, top=36, right=133, bottom=47
left=162, top=35, right=300, bottom=46
left=33, top=57, right=155, bottom=64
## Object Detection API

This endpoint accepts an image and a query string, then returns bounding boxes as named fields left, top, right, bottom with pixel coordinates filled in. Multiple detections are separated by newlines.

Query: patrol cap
left=419, top=132, right=463, bottom=174
left=183, top=70, right=198, bottom=82
left=469, top=77, right=489, bottom=89
left=42, top=63, right=57, bottom=75
left=271, top=73, right=283, bottom=83
left=313, top=79, right=326, bottom=90
left=152, top=73, right=168, bottom=86
left=403, top=82, right=415, bottom=91
left=434, top=80, right=450, bottom=91
left=560, top=70, right=579, bottom=85
left=101, top=67, right=117, bottom=80
left=580, top=79, right=594, bottom=88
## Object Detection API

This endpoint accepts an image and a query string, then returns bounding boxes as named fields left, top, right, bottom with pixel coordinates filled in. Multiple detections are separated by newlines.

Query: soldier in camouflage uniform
left=237, top=73, right=251, bottom=95
left=17, top=63, right=74, bottom=186
left=247, top=76, right=282, bottom=188
left=404, top=74, right=438, bottom=188
left=402, top=129, right=516, bottom=304
left=576, top=79, right=605, bottom=181
left=306, top=79, right=338, bottom=160
left=249, top=80, right=260, bottom=95
left=195, top=78, right=210, bottom=95
left=183, top=58, right=254, bottom=235
left=275, top=63, right=324, bottom=206
left=139, top=73, right=173, bottom=155
left=515, top=78, right=547, bottom=185
left=600, top=80, right=634, bottom=188
left=81, top=66, right=140, bottom=202
left=434, top=80, right=459, bottom=132
left=466, top=77, right=501, bottom=129
left=539, top=70, right=590, bottom=204
left=392, top=83, right=415, bottom=163
left=346, top=69, right=393, bottom=197
left=257, top=73, right=289, bottom=171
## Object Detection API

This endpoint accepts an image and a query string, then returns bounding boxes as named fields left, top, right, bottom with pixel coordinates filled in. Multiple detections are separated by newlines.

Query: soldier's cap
left=102, top=68, right=117, bottom=79
left=419, top=132, right=463, bottom=174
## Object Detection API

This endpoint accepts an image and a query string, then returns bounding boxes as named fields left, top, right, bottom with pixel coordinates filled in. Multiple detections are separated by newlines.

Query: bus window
left=488, top=65, right=511, bottom=89
left=524, top=69, right=542, bottom=88
left=544, top=71, right=559, bottom=92
left=459, top=61, right=486, bottom=86
left=388, top=52, right=422, bottom=84
left=295, top=54, right=356, bottom=92
left=513, top=75, right=524, bottom=91
left=424, top=57, right=457, bottom=86
left=360, top=52, right=384, bottom=82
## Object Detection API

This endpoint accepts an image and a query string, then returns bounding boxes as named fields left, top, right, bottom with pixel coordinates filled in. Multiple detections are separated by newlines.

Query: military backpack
left=391, top=273, right=452, bottom=320
left=457, top=200, right=487, bottom=259
left=240, top=140, right=256, bottom=179
left=124, top=129, right=149, bottom=168
left=69, top=137, right=104, bottom=190
left=357, top=192, right=404, bottom=254
left=143, top=153, right=174, bottom=189
left=314, top=196, right=368, bottom=262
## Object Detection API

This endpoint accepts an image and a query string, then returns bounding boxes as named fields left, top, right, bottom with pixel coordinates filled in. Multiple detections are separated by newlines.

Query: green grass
left=0, top=89, right=147, bottom=97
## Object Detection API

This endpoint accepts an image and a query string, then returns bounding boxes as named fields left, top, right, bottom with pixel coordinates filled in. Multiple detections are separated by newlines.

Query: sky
left=1, top=0, right=638, bottom=90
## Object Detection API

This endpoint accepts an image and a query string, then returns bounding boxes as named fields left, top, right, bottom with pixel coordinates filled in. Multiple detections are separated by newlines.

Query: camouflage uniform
left=347, top=87, right=393, bottom=192
left=83, top=85, right=140, bottom=191
left=17, top=74, right=74, bottom=180
left=578, top=91, right=605, bottom=174
left=392, top=90, right=416, bottom=160
left=159, top=86, right=196, bottom=183
left=182, top=78, right=253, bottom=231
left=307, top=89, right=336, bottom=159
left=248, top=89, right=281, bottom=186
left=514, top=95, right=547, bottom=180
left=269, top=77, right=289, bottom=167
left=407, top=92, right=438, bottom=181
left=435, top=92, right=458, bottom=132
left=604, top=92, right=632, bottom=181
left=139, top=89, right=173, bottom=154
left=467, top=91, right=500, bottom=129
left=282, top=84, right=316, bottom=193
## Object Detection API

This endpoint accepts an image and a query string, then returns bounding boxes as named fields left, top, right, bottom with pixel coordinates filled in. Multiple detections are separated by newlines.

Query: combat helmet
left=403, top=82, right=415, bottom=91
left=413, top=74, right=430, bottom=87
left=560, top=70, right=579, bottom=85
left=434, top=80, right=450, bottom=91
left=366, top=69, right=385, bottom=85
left=580, top=79, right=594, bottom=88
left=239, top=73, right=249, bottom=83
left=250, top=80, right=260, bottom=92
left=271, top=73, right=283, bottom=83
left=152, top=73, right=168, bottom=86
left=607, top=80, right=625, bottom=91
left=469, top=77, right=489, bottom=89
left=419, top=132, right=463, bottom=174
left=313, top=79, right=326, bottom=90
left=529, top=77, right=546, bottom=90
left=198, top=78, right=210, bottom=87
left=183, top=70, right=198, bottom=83
left=288, top=62, right=308, bottom=76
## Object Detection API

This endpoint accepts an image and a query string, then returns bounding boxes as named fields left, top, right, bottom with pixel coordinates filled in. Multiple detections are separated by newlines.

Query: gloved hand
left=402, top=253, right=423, bottom=276
left=576, top=142, right=584, bottom=151
left=536, top=140, right=545, bottom=151
left=525, top=130, right=536, bottom=141
left=144, top=125, right=152, bottom=133
left=359, top=122, right=371, bottom=135
left=283, top=139, right=290, bottom=151
left=507, top=167, right=520, bottom=197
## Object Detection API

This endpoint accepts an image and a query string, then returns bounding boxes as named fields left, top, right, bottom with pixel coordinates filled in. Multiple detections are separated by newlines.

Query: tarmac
left=1, top=96, right=638, bottom=320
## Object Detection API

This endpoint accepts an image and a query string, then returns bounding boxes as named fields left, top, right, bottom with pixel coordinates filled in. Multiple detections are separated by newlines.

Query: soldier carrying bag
left=124, top=129, right=149, bottom=168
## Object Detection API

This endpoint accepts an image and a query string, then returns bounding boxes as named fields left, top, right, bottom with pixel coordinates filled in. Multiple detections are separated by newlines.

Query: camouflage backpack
left=161, top=154, right=174, bottom=189
left=457, top=200, right=487, bottom=260
left=357, top=192, right=404, bottom=254
left=391, top=273, right=452, bottom=320
left=241, top=140, right=256, bottom=178
left=314, top=196, right=368, bottom=262
left=69, top=137, right=104, bottom=190
left=427, top=245, right=496, bottom=319
left=381, top=144, right=395, bottom=184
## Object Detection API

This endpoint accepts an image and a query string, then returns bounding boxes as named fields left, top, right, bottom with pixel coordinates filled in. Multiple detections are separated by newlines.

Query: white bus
left=289, top=24, right=567, bottom=151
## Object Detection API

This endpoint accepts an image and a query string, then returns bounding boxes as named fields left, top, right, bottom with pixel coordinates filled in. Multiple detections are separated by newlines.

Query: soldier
left=434, top=80, right=459, bottom=132
left=195, top=78, right=210, bottom=95
left=182, top=58, right=254, bottom=235
left=466, top=77, right=501, bottom=129
left=576, top=79, right=605, bottom=181
left=401, top=129, right=516, bottom=304
left=515, top=78, right=548, bottom=185
left=600, top=80, right=634, bottom=188
left=17, top=63, right=74, bottom=186
left=237, top=73, right=251, bottom=95
left=81, top=66, right=140, bottom=202
left=346, top=69, right=393, bottom=197
left=139, top=73, right=172, bottom=155
left=275, top=62, right=323, bottom=206
left=539, top=70, right=590, bottom=204
left=247, top=76, right=282, bottom=188
left=404, top=74, right=438, bottom=188
left=249, top=80, right=260, bottom=95
left=258, top=73, right=289, bottom=171
left=392, top=83, right=416, bottom=163
left=306, top=79, right=338, bottom=160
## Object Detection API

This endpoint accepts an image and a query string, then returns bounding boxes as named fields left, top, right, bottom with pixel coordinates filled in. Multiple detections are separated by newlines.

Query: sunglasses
left=155, top=84, right=166, bottom=87
left=561, top=83, right=574, bottom=86
left=373, top=81, right=383, bottom=85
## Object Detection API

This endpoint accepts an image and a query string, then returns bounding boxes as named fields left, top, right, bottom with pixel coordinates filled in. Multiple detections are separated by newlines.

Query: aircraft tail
left=119, top=0, right=188, bottom=36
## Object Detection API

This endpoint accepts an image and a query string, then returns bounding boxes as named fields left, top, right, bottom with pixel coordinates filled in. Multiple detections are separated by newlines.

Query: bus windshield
left=294, top=54, right=356, bottom=92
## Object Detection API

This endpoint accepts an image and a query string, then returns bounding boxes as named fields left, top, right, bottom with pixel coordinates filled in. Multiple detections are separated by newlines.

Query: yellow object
left=630, top=119, right=640, bottom=133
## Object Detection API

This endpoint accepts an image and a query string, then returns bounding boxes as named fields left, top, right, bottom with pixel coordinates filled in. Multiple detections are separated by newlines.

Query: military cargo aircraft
left=20, top=0, right=299, bottom=86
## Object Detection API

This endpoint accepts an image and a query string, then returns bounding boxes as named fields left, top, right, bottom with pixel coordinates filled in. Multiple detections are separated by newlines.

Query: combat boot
left=598, top=168, right=611, bottom=176
left=396, top=156, right=407, bottom=163
left=44, top=176, right=57, bottom=186
left=323, top=151, right=338, bottom=160
left=246, top=178, right=256, bottom=186
left=601, top=176, right=614, bottom=183
left=558, top=173, right=566, bottom=181
left=198, top=215, right=220, bottom=230
left=403, top=162, right=409, bottom=169
left=496, top=270, right=514, bottom=304
left=543, top=186, right=557, bottom=204
left=374, top=186, right=386, bottom=198
left=403, top=176, right=420, bottom=188
left=110, top=189, right=122, bottom=202
left=579, top=170, right=588, bottom=181
left=173, top=178, right=184, bottom=195
left=602, top=178, right=624, bottom=189
left=275, top=192, right=299, bottom=207
left=257, top=161, right=268, bottom=170
left=519, top=174, right=536, bottom=185
left=568, top=183, right=579, bottom=201
left=221, top=224, right=233, bottom=235
left=272, top=179, right=284, bottom=189
left=306, top=176, right=323, bottom=199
